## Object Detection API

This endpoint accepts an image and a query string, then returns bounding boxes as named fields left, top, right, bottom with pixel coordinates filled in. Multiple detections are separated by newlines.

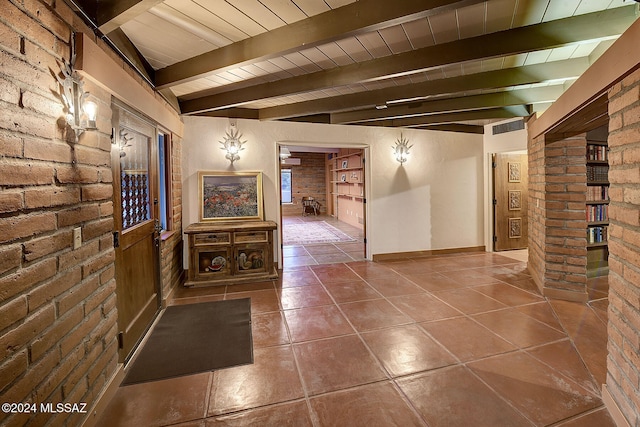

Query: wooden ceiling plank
left=155, top=0, right=488, bottom=88
left=257, top=58, right=590, bottom=119
left=179, top=5, right=632, bottom=114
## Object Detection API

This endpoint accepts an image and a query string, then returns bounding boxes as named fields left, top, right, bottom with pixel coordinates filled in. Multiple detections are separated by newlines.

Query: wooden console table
left=184, top=220, right=278, bottom=287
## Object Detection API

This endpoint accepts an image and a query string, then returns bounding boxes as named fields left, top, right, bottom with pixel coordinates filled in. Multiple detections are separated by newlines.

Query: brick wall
left=161, top=136, right=183, bottom=299
left=0, top=1, right=183, bottom=425
left=606, top=67, right=640, bottom=427
left=527, top=132, right=546, bottom=291
left=281, top=152, right=327, bottom=216
left=527, top=132, right=589, bottom=300
left=544, top=135, right=589, bottom=298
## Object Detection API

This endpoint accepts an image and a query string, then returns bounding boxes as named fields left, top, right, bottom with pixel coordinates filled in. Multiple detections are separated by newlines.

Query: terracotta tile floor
left=96, top=218, right=614, bottom=426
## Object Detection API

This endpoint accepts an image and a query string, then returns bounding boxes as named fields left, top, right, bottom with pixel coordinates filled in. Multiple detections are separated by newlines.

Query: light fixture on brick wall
left=55, top=55, right=97, bottom=142
left=219, top=120, right=246, bottom=165
left=393, top=133, right=412, bottom=164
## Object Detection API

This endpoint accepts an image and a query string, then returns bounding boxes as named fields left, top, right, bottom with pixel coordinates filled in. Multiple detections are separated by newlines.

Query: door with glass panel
left=111, top=103, right=161, bottom=362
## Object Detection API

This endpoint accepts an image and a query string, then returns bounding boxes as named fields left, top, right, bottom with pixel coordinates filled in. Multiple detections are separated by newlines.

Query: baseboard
left=602, top=384, right=631, bottom=427
left=80, top=363, right=125, bottom=427
left=543, top=286, right=589, bottom=303
left=372, top=246, right=485, bottom=262
left=529, top=269, right=544, bottom=294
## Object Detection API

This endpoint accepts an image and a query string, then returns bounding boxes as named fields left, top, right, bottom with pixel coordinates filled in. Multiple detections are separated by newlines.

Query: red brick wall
left=527, top=132, right=546, bottom=291
left=0, top=1, right=182, bottom=425
left=281, top=152, right=327, bottom=216
left=528, top=133, right=588, bottom=300
left=545, top=135, right=589, bottom=297
left=606, top=68, right=640, bottom=427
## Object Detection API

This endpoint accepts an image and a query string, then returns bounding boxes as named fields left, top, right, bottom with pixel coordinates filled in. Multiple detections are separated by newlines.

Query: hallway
left=96, top=251, right=611, bottom=426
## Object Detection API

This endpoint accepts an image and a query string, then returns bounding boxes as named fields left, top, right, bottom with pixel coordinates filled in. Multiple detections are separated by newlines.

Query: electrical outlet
left=73, top=227, right=82, bottom=250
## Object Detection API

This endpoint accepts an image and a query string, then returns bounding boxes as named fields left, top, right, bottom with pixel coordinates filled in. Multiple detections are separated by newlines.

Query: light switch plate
left=73, top=227, right=82, bottom=250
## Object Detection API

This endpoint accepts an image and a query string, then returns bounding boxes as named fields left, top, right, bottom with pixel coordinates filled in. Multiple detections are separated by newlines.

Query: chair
left=301, top=196, right=319, bottom=216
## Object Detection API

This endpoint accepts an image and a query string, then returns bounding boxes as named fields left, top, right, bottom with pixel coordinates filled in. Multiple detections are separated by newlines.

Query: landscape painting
left=198, top=171, right=263, bottom=221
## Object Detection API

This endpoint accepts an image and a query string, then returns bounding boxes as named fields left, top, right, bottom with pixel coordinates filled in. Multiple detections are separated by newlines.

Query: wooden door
left=111, top=104, right=161, bottom=362
left=493, top=153, right=528, bottom=251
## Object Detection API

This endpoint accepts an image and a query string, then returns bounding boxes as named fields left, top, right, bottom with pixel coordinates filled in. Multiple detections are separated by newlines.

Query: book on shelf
left=587, top=165, right=609, bottom=182
left=586, top=204, right=608, bottom=222
left=586, top=185, right=609, bottom=201
left=587, top=226, right=608, bottom=244
left=587, top=144, right=609, bottom=161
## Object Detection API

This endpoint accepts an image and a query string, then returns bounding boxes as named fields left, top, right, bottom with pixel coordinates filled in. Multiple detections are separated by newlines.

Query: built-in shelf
left=330, top=149, right=364, bottom=230
left=586, top=137, right=609, bottom=278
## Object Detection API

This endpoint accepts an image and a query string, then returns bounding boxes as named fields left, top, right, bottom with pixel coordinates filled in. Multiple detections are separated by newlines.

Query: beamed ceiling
left=68, top=0, right=639, bottom=133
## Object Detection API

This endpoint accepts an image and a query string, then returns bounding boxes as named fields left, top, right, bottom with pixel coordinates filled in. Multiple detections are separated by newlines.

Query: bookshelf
left=330, top=149, right=364, bottom=229
left=586, top=133, right=609, bottom=277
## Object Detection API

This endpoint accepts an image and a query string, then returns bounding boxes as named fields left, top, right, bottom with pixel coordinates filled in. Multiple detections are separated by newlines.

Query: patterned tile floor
left=95, top=217, right=613, bottom=427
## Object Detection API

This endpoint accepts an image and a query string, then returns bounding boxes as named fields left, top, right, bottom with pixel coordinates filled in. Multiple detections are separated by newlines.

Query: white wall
left=482, top=119, right=529, bottom=252
left=182, top=116, right=484, bottom=266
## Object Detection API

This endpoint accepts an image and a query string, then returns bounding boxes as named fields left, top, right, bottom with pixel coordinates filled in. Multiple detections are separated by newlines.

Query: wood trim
left=80, top=364, right=125, bottom=427
left=74, top=33, right=184, bottom=136
left=372, top=246, right=485, bottom=262
left=529, top=15, right=640, bottom=139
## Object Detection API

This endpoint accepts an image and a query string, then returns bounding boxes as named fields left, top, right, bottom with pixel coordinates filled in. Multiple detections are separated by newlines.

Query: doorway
left=492, top=153, right=529, bottom=251
left=278, top=145, right=367, bottom=267
left=111, top=103, right=162, bottom=362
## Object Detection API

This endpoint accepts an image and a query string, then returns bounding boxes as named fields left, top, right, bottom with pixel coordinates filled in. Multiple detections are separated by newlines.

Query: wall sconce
left=393, top=133, right=412, bottom=164
left=280, top=146, right=291, bottom=161
left=219, top=122, right=246, bottom=165
left=55, top=55, right=97, bottom=141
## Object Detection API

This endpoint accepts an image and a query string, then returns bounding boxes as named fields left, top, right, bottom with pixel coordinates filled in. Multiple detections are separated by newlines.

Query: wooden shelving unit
left=329, top=149, right=364, bottom=229
left=586, top=134, right=609, bottom=278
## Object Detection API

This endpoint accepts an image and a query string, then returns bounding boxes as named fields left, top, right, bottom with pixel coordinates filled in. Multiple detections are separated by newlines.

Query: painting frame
left=198, top=171, right=264, bottom=222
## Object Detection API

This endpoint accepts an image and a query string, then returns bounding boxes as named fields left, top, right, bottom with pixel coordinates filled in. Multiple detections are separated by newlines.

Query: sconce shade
left=56, top=55, right=97, bottom=140
left=280, top=146, right=291, bottom=159
left=219, top=127, right=246, bottom=165
left=83, top=101, right=97, bottom=125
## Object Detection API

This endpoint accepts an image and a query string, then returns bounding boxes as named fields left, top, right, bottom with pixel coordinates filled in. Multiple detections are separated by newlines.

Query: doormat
left=283, top=221, right=356, bottom=245
left=122, top=298, right=253, bottom=385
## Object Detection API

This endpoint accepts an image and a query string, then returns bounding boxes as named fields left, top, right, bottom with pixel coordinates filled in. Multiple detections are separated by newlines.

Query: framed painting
left=198, top=171, right=264, bottom=221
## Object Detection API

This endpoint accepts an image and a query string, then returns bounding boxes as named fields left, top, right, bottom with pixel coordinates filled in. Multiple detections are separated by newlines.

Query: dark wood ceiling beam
left=103, top=27, right=155, bottom=82
left=194, top=108, right=260, bottom=120
left=95, top=0, right=164, bottom=34
left=180, top=6, right=634, bottom=114
left=415, top=124, right=485, bottom=134
left=259, top=58, right=589, bottom=120
left=155, top=0, right=486, bottom=89
left=360, top=106, right=531, bottom=127
left=331, top=86, right=565, bottom=124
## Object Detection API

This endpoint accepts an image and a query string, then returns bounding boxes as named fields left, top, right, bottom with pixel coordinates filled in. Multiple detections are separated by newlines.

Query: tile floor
left=96, top=217, right=613, bottom=427
left=281, top=215, right=366, bottom=267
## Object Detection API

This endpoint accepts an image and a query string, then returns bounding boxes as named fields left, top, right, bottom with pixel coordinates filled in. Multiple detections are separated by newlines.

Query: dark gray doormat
left=122, top=298, right=253, bottom=385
